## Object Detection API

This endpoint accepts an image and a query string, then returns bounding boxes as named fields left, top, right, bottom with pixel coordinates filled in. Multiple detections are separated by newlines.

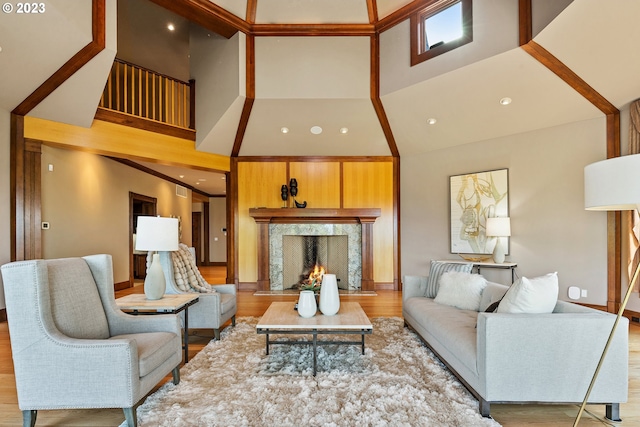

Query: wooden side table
left=438, top=260, right=518, bottom=283
left=115, top=293, right=199, bottom=362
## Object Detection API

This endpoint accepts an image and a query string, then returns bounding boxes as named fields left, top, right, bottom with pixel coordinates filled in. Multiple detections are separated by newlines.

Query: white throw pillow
left=434, top=272, right=487, bottom=311
left=497, top=272, right=559, bottom=314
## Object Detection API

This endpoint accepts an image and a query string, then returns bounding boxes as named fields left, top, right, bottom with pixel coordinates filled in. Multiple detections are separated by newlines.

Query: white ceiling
left=3, top=0, right=640, bottom=195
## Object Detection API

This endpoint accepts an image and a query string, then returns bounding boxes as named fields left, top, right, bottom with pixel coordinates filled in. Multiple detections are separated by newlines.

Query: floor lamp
left=577, top=153, right=640, bottom=426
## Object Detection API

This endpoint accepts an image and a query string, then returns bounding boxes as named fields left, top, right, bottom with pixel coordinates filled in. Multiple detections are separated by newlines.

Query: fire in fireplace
left=282, top=235, right=348, bottom=290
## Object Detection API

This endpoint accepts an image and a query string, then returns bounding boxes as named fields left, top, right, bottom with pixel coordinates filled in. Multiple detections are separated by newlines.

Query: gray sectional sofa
left=402, top=276, right=629, bottom=419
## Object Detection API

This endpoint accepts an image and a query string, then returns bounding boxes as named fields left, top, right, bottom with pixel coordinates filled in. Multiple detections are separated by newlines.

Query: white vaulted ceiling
left=3, top=0, right=640, bottom=193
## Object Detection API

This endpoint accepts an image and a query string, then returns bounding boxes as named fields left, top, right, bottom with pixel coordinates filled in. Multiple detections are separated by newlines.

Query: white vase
left=319, top=274, right=340, bottom=316
left=298, top=290, right=317, bottom=318
left=144, top=253, right=166, bottom=300
left=493, top=237, right=506, bottom=264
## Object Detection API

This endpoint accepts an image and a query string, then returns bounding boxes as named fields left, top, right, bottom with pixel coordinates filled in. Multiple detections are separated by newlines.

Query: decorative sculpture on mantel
left=281, top=178, right=306, bottom=208
left=280, top=185, right=288, bottom=208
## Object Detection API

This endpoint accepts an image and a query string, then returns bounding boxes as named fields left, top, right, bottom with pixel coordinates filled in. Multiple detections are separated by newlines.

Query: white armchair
left=158, top=246, right=236, bottom=340
left=1, top=254, right=182, bottom=427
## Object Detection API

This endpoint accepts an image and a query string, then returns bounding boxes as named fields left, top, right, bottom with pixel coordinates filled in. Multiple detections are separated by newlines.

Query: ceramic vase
left=297, top=290, right=317, bottom=318
left=319, top=274, right=340, bottom=316
left=144, top=253, right=166, bottom=300
left=493, top=237, right=506, bottom=264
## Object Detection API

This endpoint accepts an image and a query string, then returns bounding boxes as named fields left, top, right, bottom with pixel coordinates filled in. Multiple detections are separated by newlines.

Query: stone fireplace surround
left=249, top=208, right=381, bottom=291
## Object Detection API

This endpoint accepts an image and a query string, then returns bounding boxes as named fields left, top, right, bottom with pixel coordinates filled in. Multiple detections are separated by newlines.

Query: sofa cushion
left=111, top=332, right=180, bottom=377
left=404, top=297, right=479, bottom=375
left=434, top=272, right=487, bottom=311
left=425, top=261, right=473, bottom=298
left=478, top=282, right=509, bottom=312
left=497, top=272, right=558, bottom=314
left=47, top=258, right=110, bottom=340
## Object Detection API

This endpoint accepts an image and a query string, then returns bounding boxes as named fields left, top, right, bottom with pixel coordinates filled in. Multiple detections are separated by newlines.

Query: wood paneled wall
left=235, top=157, right=397, bottom=289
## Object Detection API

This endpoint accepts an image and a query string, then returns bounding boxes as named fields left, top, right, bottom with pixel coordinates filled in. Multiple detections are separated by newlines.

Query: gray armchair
left=1, top=254, right=182, bottom=427
left=158, top=247, right=236, bottom=340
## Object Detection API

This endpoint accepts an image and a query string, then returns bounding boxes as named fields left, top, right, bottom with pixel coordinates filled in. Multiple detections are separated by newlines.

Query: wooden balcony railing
left=98, top=59, right=195, bottom=138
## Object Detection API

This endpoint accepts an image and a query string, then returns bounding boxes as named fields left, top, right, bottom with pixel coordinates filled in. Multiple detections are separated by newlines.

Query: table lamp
left=576, top=153, right=640, bottom=426
left=485, top=217, right=511, bottom=264
left=135, top=216, right=179, bottom=300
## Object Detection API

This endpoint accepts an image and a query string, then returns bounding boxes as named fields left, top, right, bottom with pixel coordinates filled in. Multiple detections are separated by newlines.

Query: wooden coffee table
left=256, top=301, right=373, bottom=375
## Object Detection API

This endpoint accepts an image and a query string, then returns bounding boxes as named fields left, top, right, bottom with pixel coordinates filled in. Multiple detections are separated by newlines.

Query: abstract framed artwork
left=449, top=168, right=509, bottom=255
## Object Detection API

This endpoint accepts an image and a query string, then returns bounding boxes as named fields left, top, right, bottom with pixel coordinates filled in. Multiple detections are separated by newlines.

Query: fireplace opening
left=282, top=235, right=349, bottom=290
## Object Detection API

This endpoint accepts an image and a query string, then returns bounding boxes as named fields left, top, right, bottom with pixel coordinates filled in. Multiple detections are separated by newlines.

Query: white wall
left=0, top=110, right=10, bottom=310
left=380, top=0, right=518, bottom=96
left=41, top=146, right=193, bottom=285
left=401, top=116, right=609, bottom=305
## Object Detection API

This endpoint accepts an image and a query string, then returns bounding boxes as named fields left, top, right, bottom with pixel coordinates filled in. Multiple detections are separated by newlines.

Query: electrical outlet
left=41, top=222, right=50, bottom=230
left=581, top=289, right=588, bottom=298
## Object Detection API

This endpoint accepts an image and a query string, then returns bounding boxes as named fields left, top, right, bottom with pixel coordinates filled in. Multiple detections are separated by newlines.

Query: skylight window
left=424, top=2, right=462, bottom=50
left=410, top=0, right=472, bottom=66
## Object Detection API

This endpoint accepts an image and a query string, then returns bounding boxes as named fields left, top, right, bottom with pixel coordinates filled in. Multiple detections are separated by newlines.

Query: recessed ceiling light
left=339, top=127, right=349, bottom=134
left=198, top=178, right=207, bottom=182
left=427, top=118, right=437, bottom=125
left=221, top=176, right=226, bottom=180
left=167, top=23, right=175, bottom=31
left=179, top=175, right=185, bottom=178
left=499, top=97, right=512, bottom=106
left=310, top=126, right=323, bottom=135
left=280, top=127, right=289, bottom=134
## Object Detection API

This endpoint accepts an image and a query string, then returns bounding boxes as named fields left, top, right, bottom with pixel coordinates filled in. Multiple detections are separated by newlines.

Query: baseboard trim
left=114, top=280, right=131, bottom=291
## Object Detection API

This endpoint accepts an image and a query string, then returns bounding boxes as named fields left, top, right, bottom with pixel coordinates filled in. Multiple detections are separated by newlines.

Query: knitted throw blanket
left=170, top=244, right=217, bottom=293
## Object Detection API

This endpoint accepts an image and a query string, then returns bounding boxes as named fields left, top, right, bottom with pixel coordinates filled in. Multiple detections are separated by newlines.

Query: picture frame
left=449, top=168, right=509, bottom=255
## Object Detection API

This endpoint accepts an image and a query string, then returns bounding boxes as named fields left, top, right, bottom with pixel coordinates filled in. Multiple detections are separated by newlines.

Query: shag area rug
left=128, top=317, right=502, bottom=427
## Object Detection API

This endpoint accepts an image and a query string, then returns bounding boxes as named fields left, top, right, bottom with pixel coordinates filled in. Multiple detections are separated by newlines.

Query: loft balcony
left=96, top=59, right=195, bottom=140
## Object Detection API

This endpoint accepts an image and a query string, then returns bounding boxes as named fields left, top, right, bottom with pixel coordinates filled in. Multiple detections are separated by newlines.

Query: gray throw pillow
left=425, top=260, right=473, bottom=298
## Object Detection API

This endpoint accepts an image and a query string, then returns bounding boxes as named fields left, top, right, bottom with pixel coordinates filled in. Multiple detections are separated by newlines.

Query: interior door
left=128, top=192, right=157, bottom=289
left=192, top=211, right=202, bottom=266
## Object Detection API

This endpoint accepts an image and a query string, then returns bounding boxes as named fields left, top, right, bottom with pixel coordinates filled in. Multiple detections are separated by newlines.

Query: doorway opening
left=128, top=192, right=157, bottom=289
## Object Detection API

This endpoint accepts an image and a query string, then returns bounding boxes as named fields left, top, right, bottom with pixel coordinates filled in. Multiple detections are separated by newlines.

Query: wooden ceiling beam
left=251, top=24, right=375, bottom=37
left=148, top=0, right=248, bottom=38
left=376, top=0, right=435, bottom=33
left=12, top=0, right=106, bottom=116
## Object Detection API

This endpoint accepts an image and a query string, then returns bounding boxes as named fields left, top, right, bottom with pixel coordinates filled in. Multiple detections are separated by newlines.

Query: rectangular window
left=410, top=0, right=473, bottom=66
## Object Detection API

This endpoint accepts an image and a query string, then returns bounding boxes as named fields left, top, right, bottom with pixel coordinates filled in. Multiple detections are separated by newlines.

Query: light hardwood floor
left=0, top=266, right=638, bottom=426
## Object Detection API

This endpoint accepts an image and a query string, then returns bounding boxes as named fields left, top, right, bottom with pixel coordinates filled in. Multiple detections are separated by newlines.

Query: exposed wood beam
left=370, top=35, right=399, bottom=157
left=10, top=114, right=24, bottom=261
left=12, top=0, right=106, bottom=115
left=251, top=23, right=375, bottom=37
left=367, top=0, right=379, bottom=24
left=231, top=35, right=255, bottom=157
left=518, top=0, right=532, bottom=46
left=521, top=41, right=617, bottom=115
left=519, top=4, right=621, bottom=314
left=246, top=0, right=257, bottom=24
left=147, top=0, right=246, bottom=38
left=376, top=0, right=435, bottom=33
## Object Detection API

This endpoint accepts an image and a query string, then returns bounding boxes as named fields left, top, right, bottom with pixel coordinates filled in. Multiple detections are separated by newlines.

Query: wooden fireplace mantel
left=249, top=208, right=381, bottom=223
left=249, top=208, right=381, bottom=291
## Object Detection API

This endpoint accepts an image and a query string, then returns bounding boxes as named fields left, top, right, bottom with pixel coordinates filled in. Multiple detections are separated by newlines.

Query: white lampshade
left=135, top=216, right=179, bottom=251
left=585, top=153, right=640, bottom=211
left=485, top=217, right=511, bottom=237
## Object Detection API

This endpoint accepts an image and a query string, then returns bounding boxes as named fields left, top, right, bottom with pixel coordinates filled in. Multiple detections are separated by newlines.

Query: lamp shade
left=585, top=153, right=640, bottom=211
left=135, top=216, right=179, bottom=251
left=485, top=217, right=511, bottom=237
